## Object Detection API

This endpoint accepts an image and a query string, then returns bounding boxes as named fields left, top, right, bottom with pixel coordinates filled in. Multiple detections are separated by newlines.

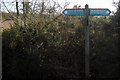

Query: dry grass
left=1, top=20, right=15, bottom=29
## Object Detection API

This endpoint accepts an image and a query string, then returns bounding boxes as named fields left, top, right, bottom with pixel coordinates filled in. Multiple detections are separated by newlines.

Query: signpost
left=62, top=4, right=111, bottom=78
left=63, top=8, right=111, bottom=16
left=84, top=4, right=90, bottom=78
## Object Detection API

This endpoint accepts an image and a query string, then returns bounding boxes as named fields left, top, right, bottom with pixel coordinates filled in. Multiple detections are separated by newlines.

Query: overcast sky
left=56, top=0, right=119, bottom=12
left=1, top=0, right=119, bottom=13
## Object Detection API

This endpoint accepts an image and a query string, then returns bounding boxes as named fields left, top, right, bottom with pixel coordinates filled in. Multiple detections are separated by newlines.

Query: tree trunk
left=16, top=1, right=19, bottom=24
left=22, top=2, right=26, bottom=26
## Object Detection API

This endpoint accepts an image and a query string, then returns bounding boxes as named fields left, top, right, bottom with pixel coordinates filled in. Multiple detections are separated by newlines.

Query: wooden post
left=84, top=4, right=90, bottom=78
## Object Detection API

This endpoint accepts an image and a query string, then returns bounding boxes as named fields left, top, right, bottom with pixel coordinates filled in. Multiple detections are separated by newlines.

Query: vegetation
left=2, top=1, right=120, bottom=79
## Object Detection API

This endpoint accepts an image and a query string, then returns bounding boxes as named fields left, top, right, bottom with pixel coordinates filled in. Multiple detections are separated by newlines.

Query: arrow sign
left=63, top=9, right=84, bottom=16
left=63, top=8, right=111, bottom=16
left=90, top=9, right=111, bottom=16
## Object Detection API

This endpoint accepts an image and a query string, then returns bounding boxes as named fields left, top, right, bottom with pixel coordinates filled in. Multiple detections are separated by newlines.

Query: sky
left=56, top=0, right=119, bottom=12
left=1, top=0, right=119, bottom=13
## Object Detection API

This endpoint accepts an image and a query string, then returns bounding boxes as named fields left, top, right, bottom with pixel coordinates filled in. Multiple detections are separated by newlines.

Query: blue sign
left=63, top=8, right=111, bottom=16
left=90, top=9, right=111, bottom=16
left=63, top=9, right=84, bottom=16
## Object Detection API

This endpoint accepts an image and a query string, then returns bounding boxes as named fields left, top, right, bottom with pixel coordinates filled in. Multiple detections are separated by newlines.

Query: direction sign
left=90, top=9, right=111, bottom=16
left=63, top=8, right=111, bottom=16
left=63, top=9, right=84, bottom=16
left=63, top=4, right=111, bottom=78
